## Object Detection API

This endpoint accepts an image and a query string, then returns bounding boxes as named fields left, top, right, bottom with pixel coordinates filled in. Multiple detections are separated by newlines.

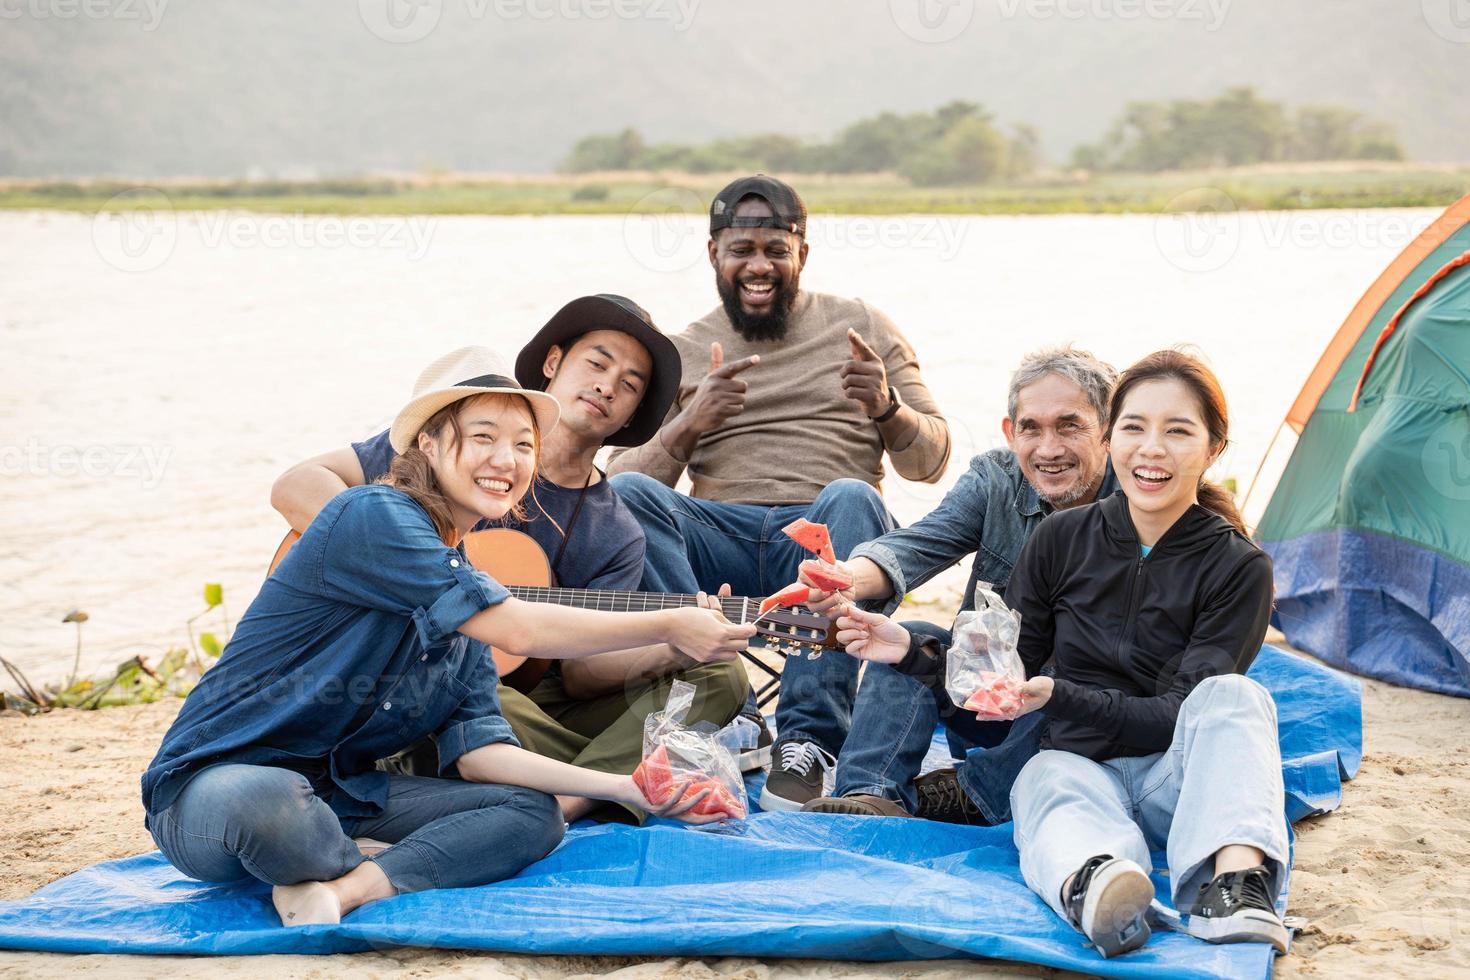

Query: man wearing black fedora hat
left=270, top=294, right=750, bottom=822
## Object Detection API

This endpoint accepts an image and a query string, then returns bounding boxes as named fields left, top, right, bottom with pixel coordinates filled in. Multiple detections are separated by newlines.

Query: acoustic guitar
left=267, top=528, right=835, bottom=695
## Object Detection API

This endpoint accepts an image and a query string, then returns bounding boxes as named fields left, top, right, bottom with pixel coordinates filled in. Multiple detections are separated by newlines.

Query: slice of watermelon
left=691, top=781, right=747, bottom=820
left=759, top=583, right=811, bottom=617
left=632, top=745, right=676, bottom=807
left=782, top=518, right=837, bottom=564
left=962, top=671, right=1027, bottom=720
left=800, top=558, right=853, bottom=593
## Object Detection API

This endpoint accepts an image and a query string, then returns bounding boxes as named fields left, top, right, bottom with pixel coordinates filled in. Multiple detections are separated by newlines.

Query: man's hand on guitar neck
left=271, top=447, right=366, bottom=532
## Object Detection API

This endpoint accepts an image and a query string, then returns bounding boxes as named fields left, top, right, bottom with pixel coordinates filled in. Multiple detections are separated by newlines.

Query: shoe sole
left=739, top=743, right=772, bottom=773
left=1187, top=910, right=1289, bottom=954
left=758, top=785, right=812, bottom=813
left=801, top=798, right=888, bottom=816
left=1081, top=863, right=1154, bottom=958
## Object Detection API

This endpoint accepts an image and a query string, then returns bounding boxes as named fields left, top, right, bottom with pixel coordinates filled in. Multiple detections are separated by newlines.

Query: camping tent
left=1252, top=193, right=1470, bottom=698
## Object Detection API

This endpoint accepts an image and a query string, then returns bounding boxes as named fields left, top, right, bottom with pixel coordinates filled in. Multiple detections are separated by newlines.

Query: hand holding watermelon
left=963, top=670, right=1027, bottom=720
left=633, top=680, right=750, bottom=826
left=631, top=746, right=748, bottom=822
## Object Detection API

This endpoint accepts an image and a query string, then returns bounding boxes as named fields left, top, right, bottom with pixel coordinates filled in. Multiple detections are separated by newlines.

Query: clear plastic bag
left=634, top=680, right=748, bottom=822
left=945, top=582, right=1028, bottom=721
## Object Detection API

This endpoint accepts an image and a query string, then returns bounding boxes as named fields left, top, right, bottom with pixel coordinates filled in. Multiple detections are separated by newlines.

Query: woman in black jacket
left=834, top=350, right=1288, bottom=958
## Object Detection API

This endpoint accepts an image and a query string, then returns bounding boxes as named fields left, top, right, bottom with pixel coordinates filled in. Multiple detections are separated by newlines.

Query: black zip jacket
left=897, top=491, right=1273, bottom=761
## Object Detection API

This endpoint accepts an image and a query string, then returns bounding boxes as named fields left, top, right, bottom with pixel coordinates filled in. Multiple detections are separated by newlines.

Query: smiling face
left=542, top=329, right=652, bottom=447
left=1108, top=377, right=1220, bottom=527
left=418, top=393, right=538, bottom=532
left=1003, top=371, right=1110, bottom=509
left=709, top=196, right=808, bottom=342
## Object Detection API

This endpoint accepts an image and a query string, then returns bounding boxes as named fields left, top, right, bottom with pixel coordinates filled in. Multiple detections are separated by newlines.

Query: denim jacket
left=851, top=449, right=1119, bottom=615
left=141, top=486, right=517, bottom=824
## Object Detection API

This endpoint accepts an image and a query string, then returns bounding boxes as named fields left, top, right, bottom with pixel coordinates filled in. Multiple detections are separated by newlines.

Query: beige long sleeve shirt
left=608, top=291, right=951, bottom=505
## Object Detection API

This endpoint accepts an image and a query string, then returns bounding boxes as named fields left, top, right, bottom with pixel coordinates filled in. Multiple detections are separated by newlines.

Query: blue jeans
left=609, top=474, right=897, bottom=756
left=149, top=764, right=565, bottom=895
left=833, top=621, right=1023, bottom=813
left=1011, top=674, right=1289, bottom=916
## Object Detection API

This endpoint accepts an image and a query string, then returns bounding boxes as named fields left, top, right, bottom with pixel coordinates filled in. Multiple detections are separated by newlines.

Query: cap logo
left=712, top=200, right=727, bottom=215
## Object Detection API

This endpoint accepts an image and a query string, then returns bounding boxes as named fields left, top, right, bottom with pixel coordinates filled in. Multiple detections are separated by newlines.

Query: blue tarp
left=0, top=645, right=1361, bottom=978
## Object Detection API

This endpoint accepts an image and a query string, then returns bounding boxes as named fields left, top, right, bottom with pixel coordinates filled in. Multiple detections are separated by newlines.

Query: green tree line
left=562, top=88, right=1404, bottom=185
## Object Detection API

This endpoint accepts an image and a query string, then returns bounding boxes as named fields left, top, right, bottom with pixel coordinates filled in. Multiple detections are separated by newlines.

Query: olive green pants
left=383, top=658, right=750, bottom=824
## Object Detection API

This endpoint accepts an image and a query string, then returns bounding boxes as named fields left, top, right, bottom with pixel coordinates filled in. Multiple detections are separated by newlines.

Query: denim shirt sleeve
left=317, top=487, right=510, bottom=646
left=351, top=428, right=395, bottom=484
left=435, top=644, right=519, bottom=776
left=850, top=453, right=993, bottom=615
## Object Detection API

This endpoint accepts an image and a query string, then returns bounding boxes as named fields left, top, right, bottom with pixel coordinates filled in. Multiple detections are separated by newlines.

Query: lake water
left=0, top=206, right=1440, bottom=683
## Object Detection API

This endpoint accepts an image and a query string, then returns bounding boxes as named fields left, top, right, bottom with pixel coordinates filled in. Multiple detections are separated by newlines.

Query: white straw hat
left=389, top=346, right=560, bottom=453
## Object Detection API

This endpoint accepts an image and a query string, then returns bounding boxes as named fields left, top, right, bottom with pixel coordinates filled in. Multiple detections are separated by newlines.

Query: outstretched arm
left=456, top=742, right=725, bottom=824
left=460, top=593, right=754, bottom=665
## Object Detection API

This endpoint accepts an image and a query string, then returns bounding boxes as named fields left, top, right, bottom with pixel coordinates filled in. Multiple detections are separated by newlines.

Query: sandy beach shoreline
left=3, top=625, right=1467, bottom=980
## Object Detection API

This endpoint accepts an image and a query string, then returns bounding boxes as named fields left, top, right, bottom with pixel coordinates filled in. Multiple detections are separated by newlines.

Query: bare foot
left=272, top=881, right=341, bottom=927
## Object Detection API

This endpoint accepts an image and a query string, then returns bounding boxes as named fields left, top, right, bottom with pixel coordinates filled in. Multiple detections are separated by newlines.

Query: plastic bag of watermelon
left=633, top=679, right=749, bottom=824
left=945, top=582, right=1027, bottom=721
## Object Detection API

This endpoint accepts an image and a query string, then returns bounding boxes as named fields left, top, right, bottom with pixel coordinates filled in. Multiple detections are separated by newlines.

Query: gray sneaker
left=757, top=739, right=836, bottom=812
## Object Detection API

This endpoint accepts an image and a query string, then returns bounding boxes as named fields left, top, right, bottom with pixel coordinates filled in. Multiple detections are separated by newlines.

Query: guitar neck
left=505, top=586, right=756, bottom=622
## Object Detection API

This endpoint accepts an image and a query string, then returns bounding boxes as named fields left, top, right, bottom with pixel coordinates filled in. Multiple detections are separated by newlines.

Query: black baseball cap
left=514, top=294, right=681, bottom=448
left=709, top=174, right=807, bottom=238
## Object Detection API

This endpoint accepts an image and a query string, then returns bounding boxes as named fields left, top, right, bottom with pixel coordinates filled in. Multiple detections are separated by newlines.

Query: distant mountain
left=2, top=0, right=1467, bottom=176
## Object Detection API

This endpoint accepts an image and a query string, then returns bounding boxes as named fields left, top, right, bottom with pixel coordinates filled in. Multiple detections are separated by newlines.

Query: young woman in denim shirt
left=142, top=348, right=755, bottom=928
left=834, top=351, right=1289, bottom=958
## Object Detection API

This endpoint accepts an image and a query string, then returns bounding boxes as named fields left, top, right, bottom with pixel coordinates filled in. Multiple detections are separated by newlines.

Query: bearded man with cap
left=271, top=294, right=750, bottom=822
left=607, top=176, right=952, bottom=812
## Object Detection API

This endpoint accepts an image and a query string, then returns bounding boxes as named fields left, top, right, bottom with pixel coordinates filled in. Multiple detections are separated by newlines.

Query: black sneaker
left=1187, top=865, right=1288, bottom=953
left=757, top=739, right=836, bottom=812
left=737, top=708, right=774, bottom=773
left=801, top=794, right=913, bottom=817
left=913, top=767, right=988, bottom=826
left=1062, top=854, right=1154, bottom=958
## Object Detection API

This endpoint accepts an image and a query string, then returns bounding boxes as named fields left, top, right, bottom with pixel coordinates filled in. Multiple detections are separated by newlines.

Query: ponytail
left=1196, top=479, right=1247, bottom=535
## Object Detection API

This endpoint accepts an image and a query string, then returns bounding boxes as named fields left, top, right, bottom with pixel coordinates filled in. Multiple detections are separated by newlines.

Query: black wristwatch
left=872, top=385, right=901, bottom=424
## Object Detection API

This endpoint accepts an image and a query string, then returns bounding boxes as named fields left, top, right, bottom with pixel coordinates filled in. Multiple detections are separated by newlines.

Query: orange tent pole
left=1283, top=193, right=1470, bottom=433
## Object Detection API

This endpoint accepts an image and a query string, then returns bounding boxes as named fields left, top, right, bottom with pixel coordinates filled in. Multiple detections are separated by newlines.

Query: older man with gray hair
left=777, top=347, right=1120, bottom=820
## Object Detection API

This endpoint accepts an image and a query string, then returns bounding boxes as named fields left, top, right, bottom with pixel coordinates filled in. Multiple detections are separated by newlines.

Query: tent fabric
left=0, top=646, right=1359, bottom=979
left=1257, top=193, right=1470, bottom=697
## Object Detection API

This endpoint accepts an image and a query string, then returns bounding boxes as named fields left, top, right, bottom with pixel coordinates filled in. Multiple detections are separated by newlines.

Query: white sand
left=3, top=630, right=1467, bottom=979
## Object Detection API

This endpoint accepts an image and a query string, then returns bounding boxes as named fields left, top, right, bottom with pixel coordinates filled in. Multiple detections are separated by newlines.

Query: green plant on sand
left=0, top=583, right=232, bottom=714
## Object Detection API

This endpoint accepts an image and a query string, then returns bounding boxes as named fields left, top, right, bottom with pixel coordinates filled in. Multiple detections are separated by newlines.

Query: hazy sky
left=3, top=0, right=1468, bottom=176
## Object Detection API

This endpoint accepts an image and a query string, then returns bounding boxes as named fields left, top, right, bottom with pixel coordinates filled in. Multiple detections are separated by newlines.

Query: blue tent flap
left=0, top=645, right=1359, bottom=979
